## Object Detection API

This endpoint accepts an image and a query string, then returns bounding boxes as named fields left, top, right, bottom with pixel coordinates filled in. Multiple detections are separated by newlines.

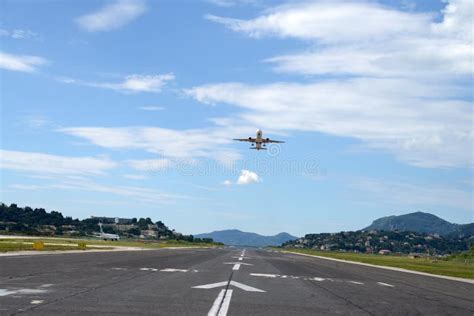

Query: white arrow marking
left=232, top=264, right=240, bottom=271
left=193, top=281, right=228, bottom=289
left=229, top=281, right=265, bottom=292
left=160, top=268, right=188, bottom=272
left=377, top=282, right=394, bottom=287
left=192, top=281, right=265, bottom=292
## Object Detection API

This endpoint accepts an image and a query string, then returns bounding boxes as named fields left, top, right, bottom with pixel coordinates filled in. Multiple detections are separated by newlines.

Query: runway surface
left=0, top=247, right=473, bottom=315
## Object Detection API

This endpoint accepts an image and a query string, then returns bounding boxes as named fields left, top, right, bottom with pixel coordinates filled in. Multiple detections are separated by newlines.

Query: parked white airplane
left=234, top=129, right=284, bottom=150
left=94, top=222, right=120, bottom=241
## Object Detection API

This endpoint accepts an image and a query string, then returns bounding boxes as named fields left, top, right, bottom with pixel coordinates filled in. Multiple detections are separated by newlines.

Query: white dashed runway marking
left=348, top=281, right=364, bottom=285
left=310, top=277, right=325, bottom=282
left=224, top=262, right=252, bottom=266
left=249, top=273, right=370, bottom=285
left=377, top=282, right=395, bottom=287
left=140, top=268, right=158, bottom=272
left=250, top=273, right=279, bottom=278
left=161, top=268, right=188, bottom=272
left=0, top=289, right=47, bottom=297
left=137, top=268, right=197, bottom=273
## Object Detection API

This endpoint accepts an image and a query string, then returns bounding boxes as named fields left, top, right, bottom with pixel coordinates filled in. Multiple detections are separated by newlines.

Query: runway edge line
left=281, top=251, right=474, bottom=284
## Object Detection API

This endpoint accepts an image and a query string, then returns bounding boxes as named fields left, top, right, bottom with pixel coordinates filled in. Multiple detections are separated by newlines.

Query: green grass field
left=0, top=242, right=92, bottom=252
left=0, top=236, right=222, bottom=253
left=281, top=248, right=474, bottom=279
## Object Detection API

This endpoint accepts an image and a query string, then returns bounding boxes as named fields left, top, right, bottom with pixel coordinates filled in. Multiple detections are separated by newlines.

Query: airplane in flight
left=94, top=222, right=120, bottom=241
left=234, top=129, right=284, bottom=150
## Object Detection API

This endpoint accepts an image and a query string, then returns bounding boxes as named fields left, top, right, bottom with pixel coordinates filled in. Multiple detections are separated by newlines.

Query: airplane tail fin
left=98, top=222, right=104, bottom=234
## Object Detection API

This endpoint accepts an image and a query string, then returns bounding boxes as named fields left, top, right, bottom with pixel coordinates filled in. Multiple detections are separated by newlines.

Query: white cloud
left=223, top=179, right=233, bottom=186
left=22, top=115, right=54, bottom=129
left=128, top=158, right=172, bottom=171
left=76, top=0, right=147, bottom=32
left=188, top=79, right=472, bottom=168
left=139, top=106, right=165, bottom=111
left=58, top=126, right=244, bottom=165
left=6, top=178, right=186, bottom=205
left=59, top=74, right=175, bottom=93
left=237, top=169, right=260, bottom=185
left=206, top=2, right=431, bottom=42
left=195, top=0, right=474, bottom=169
left=9, top=184, right=43, bottom=190
left=51, top=179, right=187, bottom=204
left=0, top=51, right=46, bottom=72
left=0, top=150, right=117, bottom=175
left=98, top=74, right=175, bottom=93
left=265, top=37, right=472, bottom=77
left=208, top=1, right=472, bottom=78
left=0, top=28, right=39, bottom=40
left=433, top=0, right=473, bottom=41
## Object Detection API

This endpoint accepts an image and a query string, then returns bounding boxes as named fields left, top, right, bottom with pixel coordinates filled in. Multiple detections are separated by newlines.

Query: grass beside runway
left=279, top=248, right=474, bottom=279
left=0, top=241, right=94, bottom=252
left=0, top=236, right=222, bottom=253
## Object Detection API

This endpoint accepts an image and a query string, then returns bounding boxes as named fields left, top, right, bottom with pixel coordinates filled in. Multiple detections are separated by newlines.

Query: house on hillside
left=91, top=216, right=134, bottom=224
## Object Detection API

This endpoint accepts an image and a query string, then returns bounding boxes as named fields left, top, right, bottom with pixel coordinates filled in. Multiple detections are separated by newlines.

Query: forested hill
left=283, top=212, right=473, bottom=255
left=364, top=212, right=472, bottom=236
left=0, top=203, right=213, bottom=243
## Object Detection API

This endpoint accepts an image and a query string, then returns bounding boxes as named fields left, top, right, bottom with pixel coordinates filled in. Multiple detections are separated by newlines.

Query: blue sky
left=0, top=0, right=472, bottom=236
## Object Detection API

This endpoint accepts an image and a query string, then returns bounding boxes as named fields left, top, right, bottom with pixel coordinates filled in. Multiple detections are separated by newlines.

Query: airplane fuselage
left=95, top=232, right=120, bottom=241
left=95, top=222, right=120, bottom=241
left=254, top=129, right=264, bottom=150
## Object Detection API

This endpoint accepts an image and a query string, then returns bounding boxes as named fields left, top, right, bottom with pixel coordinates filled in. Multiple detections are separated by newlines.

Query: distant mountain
left=195, top=229, right=297, bottom=247
left=363, top=212, right=468, bottom=236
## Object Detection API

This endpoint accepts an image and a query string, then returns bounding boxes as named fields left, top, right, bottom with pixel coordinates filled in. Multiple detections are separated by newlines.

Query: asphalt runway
left=0, top=248, right=473, bottom=315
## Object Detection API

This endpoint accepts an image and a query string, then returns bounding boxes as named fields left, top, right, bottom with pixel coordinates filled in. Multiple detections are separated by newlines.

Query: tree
left=128, top=228, right=141, bottom=236
left=137, top=218, right=149, bottom=230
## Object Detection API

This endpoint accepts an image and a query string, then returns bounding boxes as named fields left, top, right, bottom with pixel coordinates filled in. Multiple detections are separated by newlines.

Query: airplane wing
left=262, top=139, right=285, bottom=144
left=233, top=138, right=256, bottom=142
